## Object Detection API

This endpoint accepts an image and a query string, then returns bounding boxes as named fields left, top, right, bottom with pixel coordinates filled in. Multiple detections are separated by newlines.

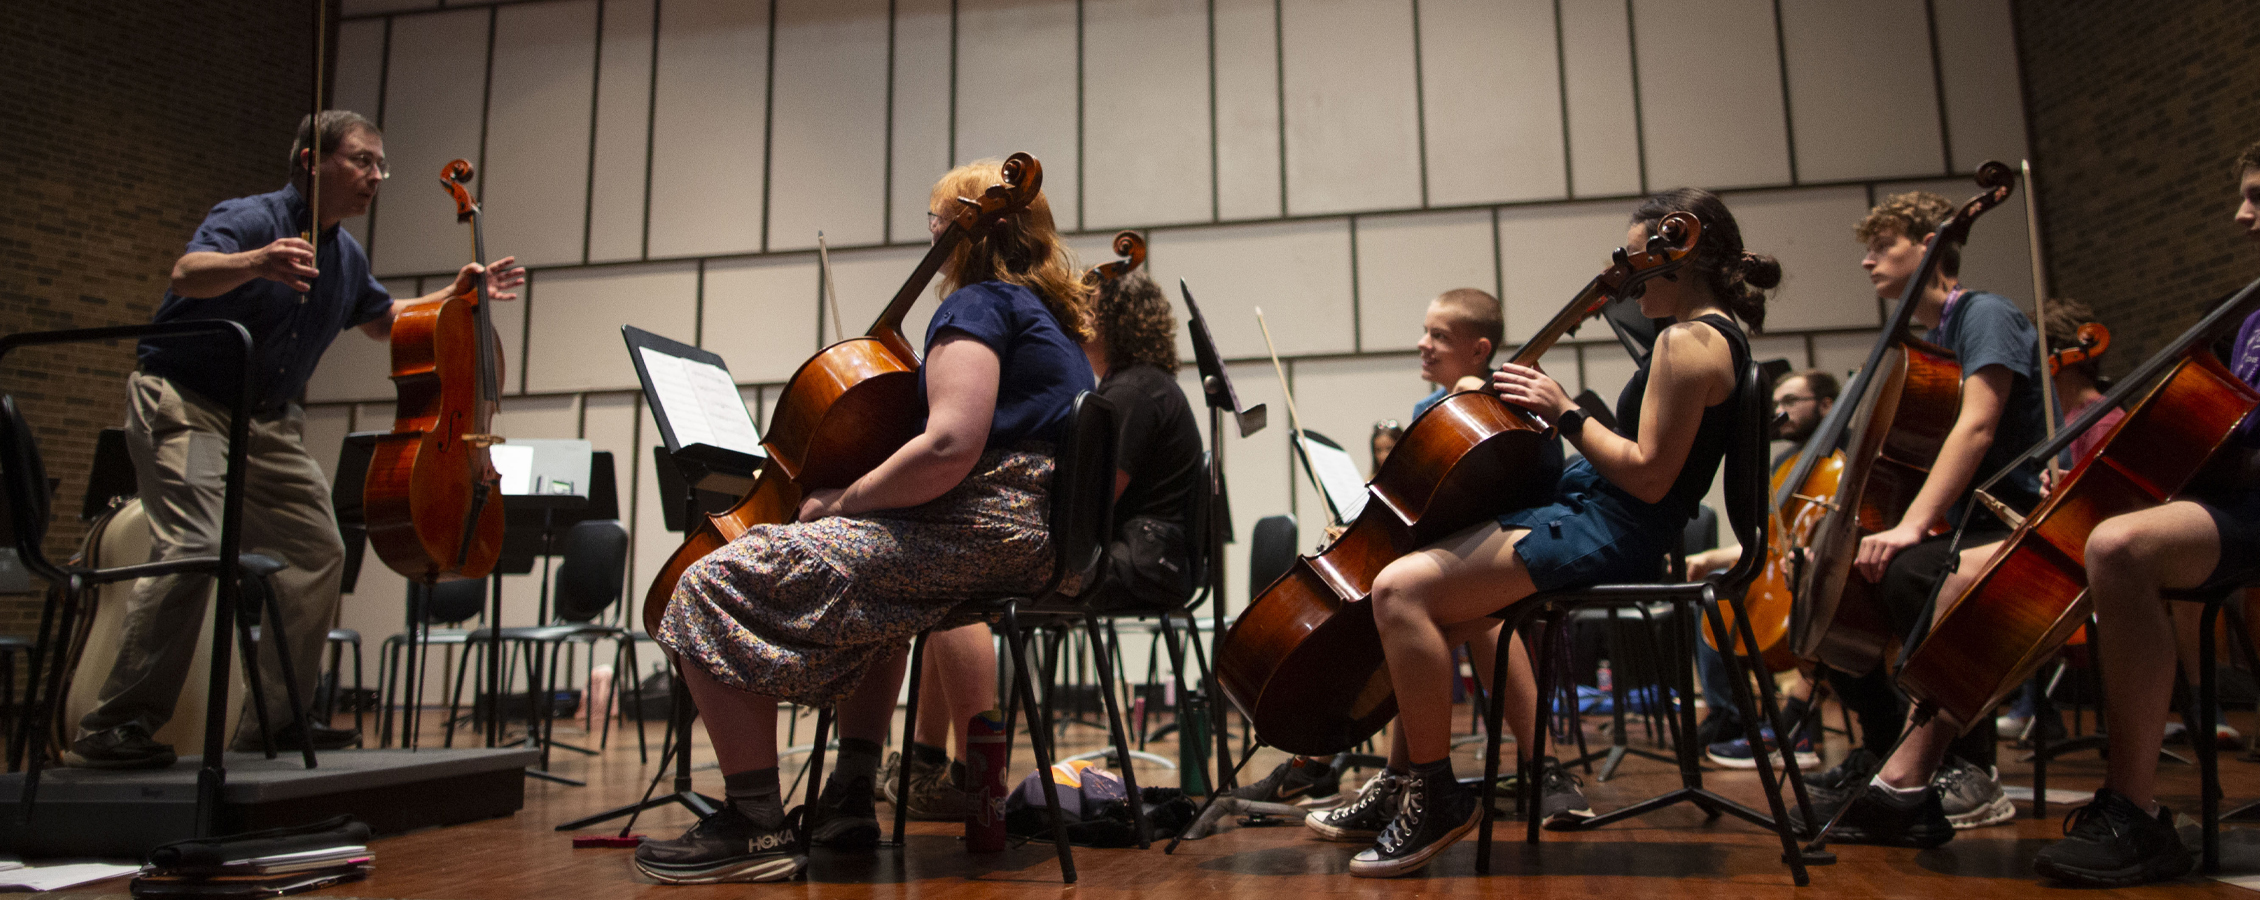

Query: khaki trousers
left=78, top=371, right=345, bottom=742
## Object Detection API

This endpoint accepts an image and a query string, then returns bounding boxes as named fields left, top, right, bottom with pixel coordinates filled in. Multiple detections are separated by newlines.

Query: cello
left=641, top=153, right=1042, bottom=635
left=1086, top=230, right=1146, bottom=285
left=1788, top=162, right=2017, bottom=675
left=1702, top=448, right=1844, bottom=673
left=364, top=159, right=508, bottom=583
left=1217, top=213, right=1705, bottom=756
left=1898, top=278, right=2260, bottom=731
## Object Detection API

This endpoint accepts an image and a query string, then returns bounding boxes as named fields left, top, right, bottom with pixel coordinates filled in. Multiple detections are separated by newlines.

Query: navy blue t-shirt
left=1926, top=289, right=2046, bottom=523
left=921, top=281, right=1094, bottom=448
left=138, top=183, right=392, bottom=413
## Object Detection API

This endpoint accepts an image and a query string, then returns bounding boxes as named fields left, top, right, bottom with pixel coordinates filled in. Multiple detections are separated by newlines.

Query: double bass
left=1789, top=162, right=2016, bottom=675
left=642, top=153, right=1043, bottom=635
left=1898, top=278, right=2260, bottom=731
left=365, top=159, right=508, bottom=583
left=1702, top=449, right=1844, bottom=672
left=1217, top=213, right=1705, bottom=755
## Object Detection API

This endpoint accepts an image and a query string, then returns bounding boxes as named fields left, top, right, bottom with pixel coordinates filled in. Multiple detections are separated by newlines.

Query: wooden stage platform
left=22, top=702, right=2260, bottom=899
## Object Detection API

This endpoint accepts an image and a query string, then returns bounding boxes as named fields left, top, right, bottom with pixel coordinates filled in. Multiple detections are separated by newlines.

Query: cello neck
left=1505, top=276, right=1613, bottom=369
left=864, top=220, right=970, bottom=359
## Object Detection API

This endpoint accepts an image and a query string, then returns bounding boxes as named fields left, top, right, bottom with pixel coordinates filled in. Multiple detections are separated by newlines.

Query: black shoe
left=1538, top=759, right=1596, bottom=830
left=233, top=721, right=359, bottom=752
left=634, top=805, right=806, bottom=883
left=1348, top=771, right=1479, bottom=877
left=1305, top=770, right=1406, bottom=841
left=1809, top=783, right=1954, bottom=849
left=809, top=773, right=880, bottom=849
left=1802, top=747, right=1882, bottom=805
left=70, top=724, right=177, bottom=770
left=1231, top=756, right=1345, bottom=809
left=2033, top=789, right=2195, bottom=887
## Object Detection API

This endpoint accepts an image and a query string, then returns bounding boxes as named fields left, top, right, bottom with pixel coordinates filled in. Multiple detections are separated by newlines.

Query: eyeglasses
left=338, top=152, right=390, bottom=179
left=1371, top=419, right=1403, bottom=437
left=926, top=211, right=945, bottom=228
left=1773, top=394, right=1817, bottom=409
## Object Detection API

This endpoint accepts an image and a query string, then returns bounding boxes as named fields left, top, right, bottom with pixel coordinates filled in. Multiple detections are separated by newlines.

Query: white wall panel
left=1417, top=0, right=1565, bottom=206
left=1877, top=176, right=2035, bottom=310
left=1151, top=220, right=1354, bottom=359
left=822, top=244, right=941, bottom=351
left=1631, top=0, right=1790, bottom=191
left=1083, top=0, right=1212, bottom=230
left=767, top=0, right=889, bottom=252
left=526, top=261, right=699, bottom=393
left=889, top=0, right=953, bottom=244
left=579, top=392, right=646, bottom=588
left=956, top=0, right=1080, bottom=231
left=374, top=9, right=492, bottom=277
left=1577, top=340, right=1639, bottom=402
left=1279, top=0, right=1421, bottom=215
left=308, top=277, right=420, bottom=403
left=1934, top=0, right=2027, bottom=173
left=1288, top=355, right=1425, bottom=551
left=484, top=1, right=598, bottom=270
left=1749, top=333, right=1811, bottom=371
left=1180, top=361, right=1291, bottom=617
left=1721, top=185, right=1877, bottom=331
left=1214, top=0, right=1282, bottom=221
left=1811, top=330, right=1877, bottom=383
left=333, top=18, right=388, bottom=252
left=1559, top=1, right=1642, bottom=198
left=646, top=0, right=768, bottom=259
left=587, top=0, right=655, bottom=264
left=701, top=254, right=822, bottom=385
left=1778, top=0, right=1941, bottom=183
left=495, top=393, right=581, bottom=441
left=1495, top=200, right=1635, bottom=345
left=1354, top=209, right=1497, bottom=353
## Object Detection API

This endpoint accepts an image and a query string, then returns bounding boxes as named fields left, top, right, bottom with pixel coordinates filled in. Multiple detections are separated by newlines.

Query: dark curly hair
left=1091, top=270, right=1179, bottom=374
left=1630, top=188, right=1781, bottom=332
left=1855, top=191, right=1960, bottom=277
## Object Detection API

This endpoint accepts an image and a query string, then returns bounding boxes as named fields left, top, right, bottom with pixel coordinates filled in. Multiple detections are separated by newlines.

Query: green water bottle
left=1178, top=691, right=1211, bottom=796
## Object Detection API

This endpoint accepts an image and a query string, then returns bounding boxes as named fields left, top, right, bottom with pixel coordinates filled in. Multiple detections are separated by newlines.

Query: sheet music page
left=490, top=444, right=534, bottom=494
left=638, top=346, right=764, bottom=456
left=1297, top=434, right=1369, bottom=522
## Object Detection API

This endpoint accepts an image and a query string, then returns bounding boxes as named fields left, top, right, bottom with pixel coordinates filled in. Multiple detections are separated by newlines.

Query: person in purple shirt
left=2022, top=140, right=2260, bottom=887
left=73, top=110, right=524, bottom=770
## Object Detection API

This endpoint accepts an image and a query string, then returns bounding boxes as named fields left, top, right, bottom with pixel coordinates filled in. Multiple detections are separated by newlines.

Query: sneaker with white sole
left=1932, top=756, right=2014, bottom=829
left=634, top=806, right=806, bottom=884
left=1348, top=770, right=1479, bottom=878
left=1306, top=770, right=1406, bottom=841
left=1232, top=755, right=1346, bottom=809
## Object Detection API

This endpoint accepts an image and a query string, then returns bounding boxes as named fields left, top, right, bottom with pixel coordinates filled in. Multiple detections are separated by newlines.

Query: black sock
left=1410, top=757, right=1455, bottom=786
left=909, top=741, right=949, bottom=768
left=722, top=767, right=784, bottom=827
left=836, top=737, right=883, bottom=782
left=948, top=759, right=967, bottom=789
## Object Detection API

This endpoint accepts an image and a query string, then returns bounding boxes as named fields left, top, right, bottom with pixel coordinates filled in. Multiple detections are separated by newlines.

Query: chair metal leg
left=1083, top=614, right=1150, bottom=847
left=2200, top=597, right=2223, bottom=874
left=892, top=631, right=928, bottom=846
left=249, top=574, right=318, bottom=769
left=1002, top=605, right=1076, bottom=883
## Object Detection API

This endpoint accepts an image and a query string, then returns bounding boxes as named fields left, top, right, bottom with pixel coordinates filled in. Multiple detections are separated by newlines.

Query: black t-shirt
left=1094, top=363, right=1202, bottom=530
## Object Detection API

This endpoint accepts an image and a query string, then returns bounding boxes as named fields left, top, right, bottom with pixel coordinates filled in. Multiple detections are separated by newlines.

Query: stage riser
left=0, top=749, right=534, bottom=858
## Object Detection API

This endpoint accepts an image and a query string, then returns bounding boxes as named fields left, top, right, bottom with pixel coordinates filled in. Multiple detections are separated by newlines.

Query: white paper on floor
left=0, top=862, right=140, bottom=891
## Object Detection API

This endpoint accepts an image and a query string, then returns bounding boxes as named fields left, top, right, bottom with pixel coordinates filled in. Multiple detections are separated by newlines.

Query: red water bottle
left=966, top=709, right=1009, bottom=851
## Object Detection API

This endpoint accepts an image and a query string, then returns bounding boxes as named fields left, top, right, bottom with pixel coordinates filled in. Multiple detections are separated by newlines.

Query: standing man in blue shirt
left=71, top=110, right=525, bottom=768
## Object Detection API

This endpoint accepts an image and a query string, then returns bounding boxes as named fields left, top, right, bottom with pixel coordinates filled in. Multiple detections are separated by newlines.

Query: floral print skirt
left=658, top=447, right=1054, bottom=705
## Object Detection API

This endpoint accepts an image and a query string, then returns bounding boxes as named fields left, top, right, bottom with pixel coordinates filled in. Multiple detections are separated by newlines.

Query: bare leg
left=678, top=662, right=780, bottom=774
left=925, top=623, right=996, bottom=761
left=1876, top=540, right=2001, bottom=788
left=911, top=650, right=950, bottom=748
left=839, top=643, right=909, bottom=746
left=2087, top=501, right=2221, bottom=812
left=1371, top=523, right=1538, bottom=765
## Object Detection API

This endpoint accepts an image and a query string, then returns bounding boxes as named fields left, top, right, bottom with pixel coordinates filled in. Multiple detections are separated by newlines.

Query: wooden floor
left=34, top=700, right=2260, bottom=899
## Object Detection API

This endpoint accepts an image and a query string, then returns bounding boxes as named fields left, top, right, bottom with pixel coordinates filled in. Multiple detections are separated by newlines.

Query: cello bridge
left=1790, top=493, right=1840, bottom=511
left=461, top=434, right=506, bottom=448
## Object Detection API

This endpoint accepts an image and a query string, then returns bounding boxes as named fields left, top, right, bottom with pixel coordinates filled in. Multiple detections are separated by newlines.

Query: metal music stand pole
left=1177, top=280, right=1266, bottom=797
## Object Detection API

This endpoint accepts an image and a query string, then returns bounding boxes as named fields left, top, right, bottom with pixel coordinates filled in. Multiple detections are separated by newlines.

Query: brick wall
left=0, top=2, right=314, bottom=645
left=2016, top=0, right=2260, bottom=371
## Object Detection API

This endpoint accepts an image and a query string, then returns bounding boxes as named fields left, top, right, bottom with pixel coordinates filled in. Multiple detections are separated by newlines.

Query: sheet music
left=637, top=346, right=764, bottom=456
left=491, top=444, right=534, bottom=495
left=1297, top=434, right=1369, bottom=522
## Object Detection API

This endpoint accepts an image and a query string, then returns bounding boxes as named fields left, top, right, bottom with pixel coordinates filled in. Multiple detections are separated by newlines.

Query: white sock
left=1870, top=775, right=1925, bottom=798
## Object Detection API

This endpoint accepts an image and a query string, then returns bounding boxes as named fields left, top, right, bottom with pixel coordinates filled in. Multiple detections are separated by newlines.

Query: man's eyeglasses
left=1773, top=394, right=1818, bottom=409
left=338, top=152, right=390, bottom=179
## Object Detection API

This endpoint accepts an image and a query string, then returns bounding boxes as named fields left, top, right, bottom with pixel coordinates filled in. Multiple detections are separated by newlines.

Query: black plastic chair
left=1475, top=352, right=1814, bottom=886
left=376, top=577, right=488, bottom=748
left=875, top=391, right=1143, bottom=884
left=2162, top=577, right=2260, bottom=873
left=0, top=319, right=312, bottom=835
left=451, top=519, right=637, bottom=764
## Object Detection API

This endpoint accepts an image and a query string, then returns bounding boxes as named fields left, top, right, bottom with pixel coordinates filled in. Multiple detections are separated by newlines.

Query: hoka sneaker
left=633, top=806, right=805, bottom=884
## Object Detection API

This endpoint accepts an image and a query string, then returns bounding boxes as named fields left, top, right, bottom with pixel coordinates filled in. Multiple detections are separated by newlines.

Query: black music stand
left=1168, top=279, right=1265, bottom=841
left=558, top=326, right=763, bottom=832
